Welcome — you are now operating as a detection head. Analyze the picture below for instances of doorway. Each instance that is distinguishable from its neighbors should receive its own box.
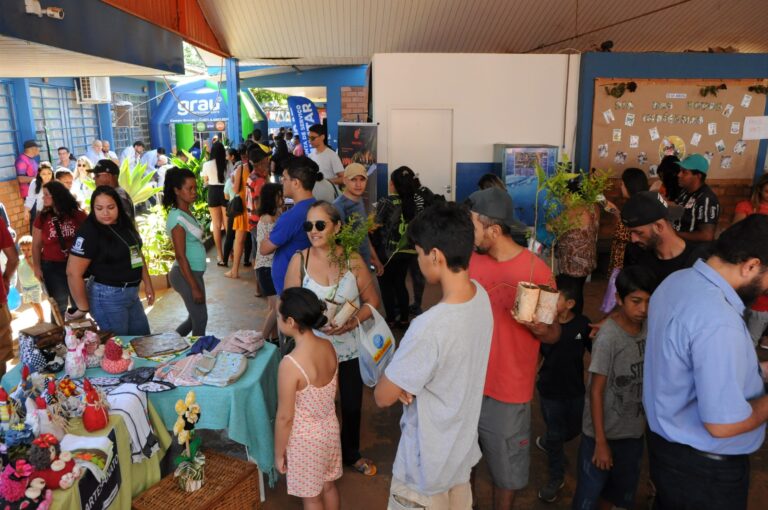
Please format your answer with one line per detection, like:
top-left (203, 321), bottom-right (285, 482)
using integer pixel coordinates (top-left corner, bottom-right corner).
top-left (388, 108), bottom-right (454, 200)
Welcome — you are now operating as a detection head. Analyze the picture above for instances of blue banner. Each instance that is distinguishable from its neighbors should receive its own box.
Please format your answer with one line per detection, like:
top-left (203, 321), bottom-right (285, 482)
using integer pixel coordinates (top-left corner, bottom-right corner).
top-left (287, 96), bottom-right (319, 156)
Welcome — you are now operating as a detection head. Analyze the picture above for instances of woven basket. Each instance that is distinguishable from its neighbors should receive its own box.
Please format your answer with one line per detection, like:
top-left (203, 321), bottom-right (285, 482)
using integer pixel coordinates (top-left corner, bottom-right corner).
top-left (132, 450), bottom-right (261, 510)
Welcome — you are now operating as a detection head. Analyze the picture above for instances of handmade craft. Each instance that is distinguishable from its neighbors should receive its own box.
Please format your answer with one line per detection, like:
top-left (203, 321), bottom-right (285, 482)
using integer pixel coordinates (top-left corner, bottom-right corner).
top-left (0, 459), bottom-right (34, 502)
top-left (63, 327), bottom-right (87, 379)
top-left (173, 391), bottom-right (204, 492)
top-left (194, 351), bottom-right (247, 387)
top-left (213, 330), bottom-right (264, 358)
top-left (130, 333), bottom-right (189, 359)
top-left (24, 398), bottom-right (66, 441)
top-left (0, 387), bottom-right (10, 431)
top-left (100, 339), bottom-right (134, 374)
top-left (81, 379), bottom-right (109, 433)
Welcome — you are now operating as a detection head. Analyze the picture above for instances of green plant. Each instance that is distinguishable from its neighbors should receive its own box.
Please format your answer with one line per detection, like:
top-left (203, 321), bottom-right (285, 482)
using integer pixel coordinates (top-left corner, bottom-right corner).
top-left (533, 154), bottom-right (611, 271)
top-left (83, 159), bottom-right (160, 206)
top-left (700, 83), bottom-right (727, 97)
top-left (604, 81), bottom-right (637, 98)
top-left (136, 205), bottom-right (175, 275)
top-left (324, 213), bottom-right (377, 302)
top-left (748, 84), bottom-right (768, 95)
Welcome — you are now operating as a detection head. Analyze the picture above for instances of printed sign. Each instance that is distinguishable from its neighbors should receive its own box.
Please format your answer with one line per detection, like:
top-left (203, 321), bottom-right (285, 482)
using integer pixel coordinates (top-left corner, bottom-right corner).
top-left (288, 96), bottom-right (320, 156)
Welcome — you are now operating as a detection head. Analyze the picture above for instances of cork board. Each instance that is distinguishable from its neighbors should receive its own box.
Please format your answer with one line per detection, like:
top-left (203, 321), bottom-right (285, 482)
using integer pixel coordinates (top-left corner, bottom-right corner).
top-left (590, 78), bottom-right (767, 179)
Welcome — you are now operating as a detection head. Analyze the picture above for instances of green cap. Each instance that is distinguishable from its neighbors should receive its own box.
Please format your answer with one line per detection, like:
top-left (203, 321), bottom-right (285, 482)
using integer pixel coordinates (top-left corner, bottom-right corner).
top-left (677, 153), bottom-right (709, 174)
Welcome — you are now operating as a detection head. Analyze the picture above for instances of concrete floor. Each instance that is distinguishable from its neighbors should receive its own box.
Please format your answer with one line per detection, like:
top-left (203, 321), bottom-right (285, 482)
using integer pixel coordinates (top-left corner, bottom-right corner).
top-left (9, 254), bottom-right (767, 509)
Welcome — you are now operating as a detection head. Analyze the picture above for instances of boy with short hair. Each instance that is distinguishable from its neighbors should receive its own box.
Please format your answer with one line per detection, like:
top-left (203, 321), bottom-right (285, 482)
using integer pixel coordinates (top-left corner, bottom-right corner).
top-left (535, 275), bottom-right (592, 503)
top-left (572, 265), bottom-right (658, 510)
top-left (374, 202), bottom-right (493, 509)
top-left (17, 235), bottom-right (44, 324)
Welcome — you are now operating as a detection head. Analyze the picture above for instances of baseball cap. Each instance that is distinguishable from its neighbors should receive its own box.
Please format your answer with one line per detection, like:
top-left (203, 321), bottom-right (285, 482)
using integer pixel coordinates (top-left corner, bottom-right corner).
top-left (343, 163), bottom-right (367, 179)
top-left (467, 187), bottom-right (527, 232)
top-left (90, 159), bottom-right (120, 176)
top-left (621, 191), bottom-right (683, 227)
top-left (677, 153), bottom-right (709, 174)
top-left (23, 140), bottom-right (39, 149)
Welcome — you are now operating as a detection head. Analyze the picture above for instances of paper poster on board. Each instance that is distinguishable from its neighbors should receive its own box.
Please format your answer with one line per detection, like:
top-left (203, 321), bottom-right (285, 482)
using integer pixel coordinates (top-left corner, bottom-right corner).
top-left (743, 116), bottom-right (768, 140)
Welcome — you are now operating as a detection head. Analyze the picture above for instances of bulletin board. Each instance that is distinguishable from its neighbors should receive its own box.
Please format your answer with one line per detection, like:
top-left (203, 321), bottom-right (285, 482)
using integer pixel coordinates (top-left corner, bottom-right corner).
top-left (590, 78), bottom-right (767, 179)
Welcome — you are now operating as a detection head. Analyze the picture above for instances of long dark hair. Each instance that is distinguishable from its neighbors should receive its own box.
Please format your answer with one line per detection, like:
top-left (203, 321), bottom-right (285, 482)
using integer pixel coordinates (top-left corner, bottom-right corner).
top-left (657, 155), bottom-right (681, 201)
top-left (257, 183), bottom-right (282, 217)
top-left (621, 167), bottom-right (649, 195)
top-left (41, 180), bottom-right (80, 219)
top-left (210, 142), bottom-right (226, 182)
top-left (88, 185), bottom-right (137, 234)
top-left (35, 162), bottom-right (54, 194)
top-left (391, 166), bottom-right (418, 221)
top-left (162, 167), bottom-right (196, 210)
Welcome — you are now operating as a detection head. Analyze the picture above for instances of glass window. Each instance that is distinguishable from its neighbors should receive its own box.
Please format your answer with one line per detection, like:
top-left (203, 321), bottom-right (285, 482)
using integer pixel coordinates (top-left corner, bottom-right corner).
top-left (0, 81), bottom-right (18, 182)
top-left (112, 92), bottom-right (150, 155)
top-left (30, 85), bottom-right (100, 158)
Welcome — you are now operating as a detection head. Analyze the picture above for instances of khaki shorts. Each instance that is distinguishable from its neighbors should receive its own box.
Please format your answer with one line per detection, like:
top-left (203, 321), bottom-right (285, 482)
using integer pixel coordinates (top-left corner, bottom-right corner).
top-left (388, 478), bottom-right (472, 510)
top-left (0, 303), bottom-right (12, 363)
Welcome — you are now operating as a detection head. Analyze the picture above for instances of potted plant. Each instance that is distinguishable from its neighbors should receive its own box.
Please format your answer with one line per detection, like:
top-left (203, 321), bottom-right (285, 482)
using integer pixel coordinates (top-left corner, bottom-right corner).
top-left (514, 155), bottom-right (611, 324)
top-left (173, 391), bottom-right (204, 492)
top-left (324, 213), bottom-right (378, 326)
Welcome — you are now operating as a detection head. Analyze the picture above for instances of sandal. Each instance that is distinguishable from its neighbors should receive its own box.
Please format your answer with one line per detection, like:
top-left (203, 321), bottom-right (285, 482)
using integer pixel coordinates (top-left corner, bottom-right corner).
top-left (352, 458), bottom-right (377, 476)
top-left (216, 261), bottom-right (227, 267)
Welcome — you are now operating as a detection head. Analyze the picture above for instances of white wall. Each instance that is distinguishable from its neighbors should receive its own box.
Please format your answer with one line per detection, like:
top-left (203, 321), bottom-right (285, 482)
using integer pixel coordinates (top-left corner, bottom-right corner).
top-left (372, 53), bottom-right (580, 165)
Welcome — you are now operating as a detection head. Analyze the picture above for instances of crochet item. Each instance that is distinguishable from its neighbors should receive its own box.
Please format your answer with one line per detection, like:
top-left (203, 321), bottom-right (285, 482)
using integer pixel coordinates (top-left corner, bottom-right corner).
top-left (100, 339), bottom-right (134, 374)
top-left (28, 435), bottom-right (60, 471)
top-left (64, 327), bottom-right (87, 379)
top-left (5, 424), bottom-right (34, 449)
top-left (0, 460), bottom-right (33, 502)
top-left (81, 379), bottom-right (109, 432)
top-left (32, 451), bottom-right (80, 491)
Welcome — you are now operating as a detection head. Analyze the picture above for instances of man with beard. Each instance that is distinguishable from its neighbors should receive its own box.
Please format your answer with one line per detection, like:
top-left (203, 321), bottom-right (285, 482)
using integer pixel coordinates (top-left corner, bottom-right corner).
top-left (467, 187), bottom-right (560, 509)
top-left (621, 191), bottom-right (708, 284)
top-left (643, 214), bottom-right (768, 510)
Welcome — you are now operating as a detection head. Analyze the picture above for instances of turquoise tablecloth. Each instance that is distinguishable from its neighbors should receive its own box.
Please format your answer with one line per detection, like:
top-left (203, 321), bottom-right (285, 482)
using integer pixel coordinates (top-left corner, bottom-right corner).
top-left (2, 342), bottom-right (280, 483)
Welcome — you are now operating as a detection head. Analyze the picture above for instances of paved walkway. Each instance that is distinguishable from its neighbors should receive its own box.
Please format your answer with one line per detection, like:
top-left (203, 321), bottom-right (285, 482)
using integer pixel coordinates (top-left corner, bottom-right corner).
top-left (7, 256), bottom-right (768, 509)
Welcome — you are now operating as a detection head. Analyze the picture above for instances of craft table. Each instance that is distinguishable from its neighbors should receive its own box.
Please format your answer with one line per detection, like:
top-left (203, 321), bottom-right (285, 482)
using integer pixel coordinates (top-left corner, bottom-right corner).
top-left (2, 341), bottom-right (280, 486)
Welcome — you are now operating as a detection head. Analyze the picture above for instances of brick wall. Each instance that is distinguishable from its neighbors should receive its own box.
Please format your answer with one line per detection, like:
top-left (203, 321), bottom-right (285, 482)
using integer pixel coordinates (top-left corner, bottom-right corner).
top-left (0, 180), bottom-right (26, 235)
top-left (340, 86), bottom-right (369, 122)
top-left (598, 177), bottom-right (753, 241)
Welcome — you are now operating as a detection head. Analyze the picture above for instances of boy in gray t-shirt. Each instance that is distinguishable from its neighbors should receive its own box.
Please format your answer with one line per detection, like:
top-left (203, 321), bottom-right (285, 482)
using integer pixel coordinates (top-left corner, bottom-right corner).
top-left (374, 203), bottom-right (492, 508)
top-left (573, 266), bottom-right (658, 510)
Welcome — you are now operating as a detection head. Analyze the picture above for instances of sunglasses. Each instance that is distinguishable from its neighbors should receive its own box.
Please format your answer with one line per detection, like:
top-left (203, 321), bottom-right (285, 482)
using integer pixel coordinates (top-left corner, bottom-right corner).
top-left (302, 220), bottom-right (327, 232)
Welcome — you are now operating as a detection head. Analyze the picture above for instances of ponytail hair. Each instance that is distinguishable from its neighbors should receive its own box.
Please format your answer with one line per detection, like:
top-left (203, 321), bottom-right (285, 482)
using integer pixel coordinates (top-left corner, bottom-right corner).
top-left (391, 166), bottom-right (418, 221)
top-left (162, 167), bottom-right (196, 210)
top-left (279, 287), bottom-right (328, 332)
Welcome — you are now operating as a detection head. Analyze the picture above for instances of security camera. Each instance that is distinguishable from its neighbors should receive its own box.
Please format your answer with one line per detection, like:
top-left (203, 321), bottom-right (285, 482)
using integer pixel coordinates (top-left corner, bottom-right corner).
top-left (45, 7), bottom-right (64, 20)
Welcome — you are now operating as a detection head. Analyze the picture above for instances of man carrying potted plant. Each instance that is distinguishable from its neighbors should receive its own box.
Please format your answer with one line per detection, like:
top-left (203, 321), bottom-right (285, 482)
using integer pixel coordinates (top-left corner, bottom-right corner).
top-left (467, 187), bottom-right (560, 510)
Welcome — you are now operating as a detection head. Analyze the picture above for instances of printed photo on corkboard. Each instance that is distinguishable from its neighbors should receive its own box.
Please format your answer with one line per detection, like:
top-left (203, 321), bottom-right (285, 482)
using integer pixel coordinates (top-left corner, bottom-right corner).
top-left (590, 78), bottom-right (767, 179)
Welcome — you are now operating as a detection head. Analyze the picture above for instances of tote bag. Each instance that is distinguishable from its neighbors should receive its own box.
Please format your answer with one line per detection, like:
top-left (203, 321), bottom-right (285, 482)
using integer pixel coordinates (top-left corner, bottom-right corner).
top-left (356, 303), bottom-right (396, 387)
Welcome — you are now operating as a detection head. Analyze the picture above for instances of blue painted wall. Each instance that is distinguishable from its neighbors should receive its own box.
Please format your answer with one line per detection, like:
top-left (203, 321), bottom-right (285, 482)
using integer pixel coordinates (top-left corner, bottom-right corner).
top-left (0, 0), bottom-right (183, 74)
top-left (576, 52), bottom-right (768, 181)
top-left (240, 66), bottom-right (368, 146)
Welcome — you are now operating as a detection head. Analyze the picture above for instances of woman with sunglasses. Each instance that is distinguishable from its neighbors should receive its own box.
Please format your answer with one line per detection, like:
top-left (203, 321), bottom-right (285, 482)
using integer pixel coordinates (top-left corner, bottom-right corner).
top-left (284, 200), bottom-right (380, 477)
top-left (73, 156), bottom-right (94, 202)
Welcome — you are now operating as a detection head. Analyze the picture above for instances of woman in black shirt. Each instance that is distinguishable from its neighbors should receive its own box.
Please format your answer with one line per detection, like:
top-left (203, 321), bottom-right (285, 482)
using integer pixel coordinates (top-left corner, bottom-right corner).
top-left (66, 186), bottom-right (154, 335)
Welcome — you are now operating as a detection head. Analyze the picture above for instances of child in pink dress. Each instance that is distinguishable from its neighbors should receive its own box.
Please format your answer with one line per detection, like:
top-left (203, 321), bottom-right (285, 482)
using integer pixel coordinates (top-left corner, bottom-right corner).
top-left (274, 287), bottom-right (342, 509)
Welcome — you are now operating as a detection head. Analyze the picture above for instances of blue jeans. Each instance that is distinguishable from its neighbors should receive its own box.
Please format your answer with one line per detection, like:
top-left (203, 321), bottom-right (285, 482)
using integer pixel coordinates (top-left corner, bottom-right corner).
top-left (87, 281), bottom-right (150, 336)
top-left (41, 260), bottom-right (72, 321)
top-left (572, 434), bottom-right (644, 510)
top-left (540, 396), bottom-right (584, 481)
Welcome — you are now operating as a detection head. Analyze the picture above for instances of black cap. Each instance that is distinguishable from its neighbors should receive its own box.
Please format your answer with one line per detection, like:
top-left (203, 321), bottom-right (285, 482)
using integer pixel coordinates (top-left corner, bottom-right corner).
top-left (467, 187), bottom-right (527, 233)
top-left (621, 191), bottom-right (682, 227)
top-left (90, 159), bottom-right (120, 176)
top-left (23, 140), bottom-right (39, 149)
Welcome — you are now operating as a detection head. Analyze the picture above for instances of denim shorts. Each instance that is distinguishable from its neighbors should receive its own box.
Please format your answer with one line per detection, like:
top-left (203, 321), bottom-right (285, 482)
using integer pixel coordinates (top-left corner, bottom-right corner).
top-left (572, 434), bottom-right (644, 510)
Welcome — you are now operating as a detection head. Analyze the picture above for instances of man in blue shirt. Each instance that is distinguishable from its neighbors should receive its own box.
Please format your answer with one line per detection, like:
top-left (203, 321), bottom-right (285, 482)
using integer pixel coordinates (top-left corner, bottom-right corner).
top-left (259, 156), bottom-right (317, 297)
top-left (644, 214), bottom-right (768, 510)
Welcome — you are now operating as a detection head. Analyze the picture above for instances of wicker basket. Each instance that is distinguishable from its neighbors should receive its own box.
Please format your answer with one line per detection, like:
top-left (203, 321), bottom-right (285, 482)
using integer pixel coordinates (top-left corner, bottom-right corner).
top-left (132, 450), bottom-right (261, 510)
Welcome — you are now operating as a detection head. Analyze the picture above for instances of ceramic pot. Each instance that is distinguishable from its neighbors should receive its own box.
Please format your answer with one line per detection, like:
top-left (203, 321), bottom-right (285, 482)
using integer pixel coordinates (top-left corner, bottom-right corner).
top-left (534, 285), bottom-right (560, 325)
top-left (514, 282), bottom-right (540, 322)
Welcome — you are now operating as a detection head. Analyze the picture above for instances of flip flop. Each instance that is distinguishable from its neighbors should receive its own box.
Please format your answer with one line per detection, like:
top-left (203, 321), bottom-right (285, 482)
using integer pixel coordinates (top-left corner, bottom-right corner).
top-left (352, 459), bottom-right (377, 476)
top-left (217, 261), bottom-right (227, 267)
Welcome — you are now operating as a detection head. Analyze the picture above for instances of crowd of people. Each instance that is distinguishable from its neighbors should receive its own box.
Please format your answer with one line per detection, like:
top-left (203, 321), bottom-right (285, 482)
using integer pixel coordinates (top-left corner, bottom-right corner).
top-left (4, 131), bottom-right (768, 510)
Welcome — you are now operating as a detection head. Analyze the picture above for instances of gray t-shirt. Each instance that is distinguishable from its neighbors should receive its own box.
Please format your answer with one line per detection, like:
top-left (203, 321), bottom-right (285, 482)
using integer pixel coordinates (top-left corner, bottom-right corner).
top-left (333, 194), bottom-right (372, 265)
top-left (582, 317), bottom-right (646, 440)
top-left (385, 281), bottom-right (493, 496)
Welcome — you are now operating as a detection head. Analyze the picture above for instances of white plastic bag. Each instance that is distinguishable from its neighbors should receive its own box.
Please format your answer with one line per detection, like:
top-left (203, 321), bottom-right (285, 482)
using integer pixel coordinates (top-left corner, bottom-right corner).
top-left (356, 303), bottom-right (396, 387)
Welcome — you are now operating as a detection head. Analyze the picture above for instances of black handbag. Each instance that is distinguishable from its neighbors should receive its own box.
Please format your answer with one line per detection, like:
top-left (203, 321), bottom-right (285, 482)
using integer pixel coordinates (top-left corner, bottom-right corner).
top-left (226, 195), bottom-right (244, 217)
